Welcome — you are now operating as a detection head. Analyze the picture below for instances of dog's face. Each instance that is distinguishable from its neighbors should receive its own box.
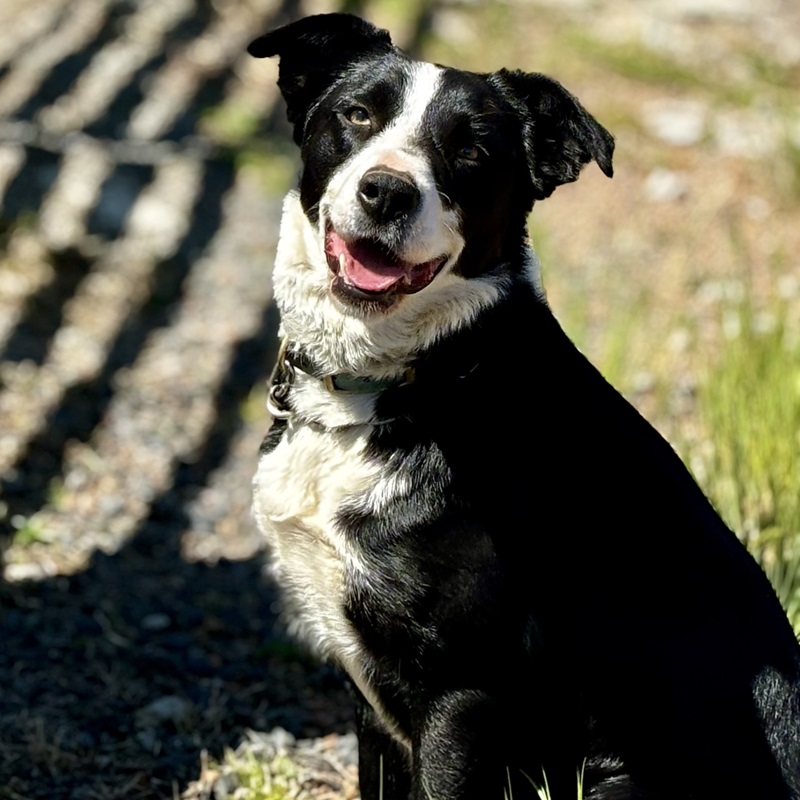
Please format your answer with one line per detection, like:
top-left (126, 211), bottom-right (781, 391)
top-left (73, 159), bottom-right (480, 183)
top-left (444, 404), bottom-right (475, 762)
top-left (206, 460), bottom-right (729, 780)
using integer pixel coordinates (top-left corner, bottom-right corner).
top-left (295, 59), bottom-right (545, 312)
top-left (249, 13), bottom-right (613, 328)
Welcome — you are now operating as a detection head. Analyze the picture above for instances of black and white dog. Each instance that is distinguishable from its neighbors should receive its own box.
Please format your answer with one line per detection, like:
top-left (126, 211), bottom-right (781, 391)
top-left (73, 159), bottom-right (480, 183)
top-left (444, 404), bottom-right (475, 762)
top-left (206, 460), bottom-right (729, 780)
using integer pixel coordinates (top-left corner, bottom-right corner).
top-left (248, 13), bottom-right (800, 800)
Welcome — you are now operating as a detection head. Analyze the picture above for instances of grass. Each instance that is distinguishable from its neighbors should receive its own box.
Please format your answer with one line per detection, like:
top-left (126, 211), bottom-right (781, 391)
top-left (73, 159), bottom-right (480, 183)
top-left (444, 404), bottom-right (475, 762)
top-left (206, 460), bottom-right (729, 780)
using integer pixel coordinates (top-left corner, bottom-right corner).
top-left (219, 750), bottom-right (300, 800)
top-left (237, 146), bottom-right (299, 196)
top-left (780, 135), bottom-right (800, 202)
top-left (694, 300), bottom-right (800, 632)
top-left (566, 31), bottom-right (754, 106)
top-left (9, 514), bottom-right (51, 547)
top-left (184, 746), bottom-right (301, 800)
top-left (200, 97), bottom-right (299, 195)
top-left (743, 48), bottom-right (800, 92)
top-left (504, 765), bottom-right (585, 800)
top-left (569, 33), bottom-right (705, 89)
top-left (528, 772), bottom-right (584, 800)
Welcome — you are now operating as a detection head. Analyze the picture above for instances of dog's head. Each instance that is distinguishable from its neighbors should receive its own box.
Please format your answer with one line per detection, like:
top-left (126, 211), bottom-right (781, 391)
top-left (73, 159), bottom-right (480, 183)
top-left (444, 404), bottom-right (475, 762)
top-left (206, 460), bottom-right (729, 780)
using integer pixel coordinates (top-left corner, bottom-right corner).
top-left (249, 13), bottom-right (613, 354)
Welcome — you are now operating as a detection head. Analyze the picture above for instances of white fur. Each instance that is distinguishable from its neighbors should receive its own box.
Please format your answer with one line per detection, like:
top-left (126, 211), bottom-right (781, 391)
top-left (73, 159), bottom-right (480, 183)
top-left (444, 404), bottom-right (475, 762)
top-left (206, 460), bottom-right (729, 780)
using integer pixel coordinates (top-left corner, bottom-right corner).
top-left (290, 369), bottom-right (377, 427)
top-left (269, 58), bottom-right (506, 416)
top-left (254, 57), bottom-right (509, 744)
top-left (522, 241), bottom-right (547, 302)
top-left (360, 466), bottom-right (413, 516)
top-left (273, 189), bottom-right (504, 410)
top-left (253, 419), bottom-right (408, 744)
top-left (324, 62), bottom-right (459, 267)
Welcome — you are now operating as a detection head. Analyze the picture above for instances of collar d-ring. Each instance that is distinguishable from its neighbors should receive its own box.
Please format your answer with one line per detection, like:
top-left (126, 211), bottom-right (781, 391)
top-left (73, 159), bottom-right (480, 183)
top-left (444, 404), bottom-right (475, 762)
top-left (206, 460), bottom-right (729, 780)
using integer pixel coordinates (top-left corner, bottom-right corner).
top-left (266, 337), bottom-right (294, 419)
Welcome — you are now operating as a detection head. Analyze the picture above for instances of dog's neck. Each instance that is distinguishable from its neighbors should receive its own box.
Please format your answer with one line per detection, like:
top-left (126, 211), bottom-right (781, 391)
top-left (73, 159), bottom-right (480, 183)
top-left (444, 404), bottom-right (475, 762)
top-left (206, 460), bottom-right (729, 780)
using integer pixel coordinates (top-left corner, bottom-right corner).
top-left (270, 190), bottom-right (544, 427)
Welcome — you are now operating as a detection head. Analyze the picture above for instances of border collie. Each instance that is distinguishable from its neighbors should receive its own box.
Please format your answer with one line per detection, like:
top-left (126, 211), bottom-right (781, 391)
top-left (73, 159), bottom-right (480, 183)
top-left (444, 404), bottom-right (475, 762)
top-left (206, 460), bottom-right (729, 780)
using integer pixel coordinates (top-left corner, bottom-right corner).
top-left (248, 14), bottom-right (800, 800)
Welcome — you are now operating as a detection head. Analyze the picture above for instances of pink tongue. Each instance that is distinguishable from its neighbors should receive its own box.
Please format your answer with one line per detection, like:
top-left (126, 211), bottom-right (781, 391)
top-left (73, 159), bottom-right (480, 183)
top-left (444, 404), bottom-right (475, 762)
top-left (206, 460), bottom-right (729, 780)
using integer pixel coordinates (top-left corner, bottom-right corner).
top-left (327, 231), bottom-right (405, 293)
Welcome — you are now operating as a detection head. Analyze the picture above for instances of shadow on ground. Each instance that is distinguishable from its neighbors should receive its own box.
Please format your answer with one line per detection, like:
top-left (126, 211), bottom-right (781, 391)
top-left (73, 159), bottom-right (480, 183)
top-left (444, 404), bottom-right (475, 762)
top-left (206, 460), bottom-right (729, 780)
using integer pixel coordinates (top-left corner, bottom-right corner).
top-left (0, 303), bottom-right (354, 799)
top-left (0, 2), bottom-right (440, 796)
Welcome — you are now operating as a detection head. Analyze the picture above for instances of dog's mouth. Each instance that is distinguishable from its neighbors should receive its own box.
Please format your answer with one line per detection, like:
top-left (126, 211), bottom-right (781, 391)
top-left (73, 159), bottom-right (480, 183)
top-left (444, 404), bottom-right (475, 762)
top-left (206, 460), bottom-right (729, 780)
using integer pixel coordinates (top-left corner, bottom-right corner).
top-left (325, 228), bottom-right (446, 303)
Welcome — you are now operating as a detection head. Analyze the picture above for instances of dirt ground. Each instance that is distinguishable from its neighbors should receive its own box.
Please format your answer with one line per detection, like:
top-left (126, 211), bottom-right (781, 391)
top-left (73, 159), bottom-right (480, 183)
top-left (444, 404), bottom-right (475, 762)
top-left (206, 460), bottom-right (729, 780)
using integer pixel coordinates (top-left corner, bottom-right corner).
top-left (0, 0), bottom-right (798, 797)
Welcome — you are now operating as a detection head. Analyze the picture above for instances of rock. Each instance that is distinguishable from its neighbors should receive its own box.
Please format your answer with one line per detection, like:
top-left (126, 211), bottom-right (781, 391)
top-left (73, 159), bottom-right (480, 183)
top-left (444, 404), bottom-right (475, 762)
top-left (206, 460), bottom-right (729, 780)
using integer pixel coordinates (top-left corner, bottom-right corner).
top-left (667, 328), bottom-right (692, 354)
top-left (140, 612), bottom-right (172, 631)
top-left (778, 274), bottom-right (799, 299)
top-left (135, 695), bottom-right (195, 728)
top-left (210, 772), bottom-right (238, 799)
top-left (266, 726), bottom-right (297, 752)
top-left (654, 0), bottom-right (774, 20)
top-left (136, 729), bottom-right (159, 753)
top-left (644, 167), bottom-right (689, 202)
top-left (743, 195), bottom-right (770, 220)
top-left (242, 726), bottom-right (297, 755)
top-left (714, 110), bottom-right (780, 157)
top-left (333, 731), bottom-right (359, 766)
top-left (642, 99), bottom-right (707, 147)
top-left (631, 371), bottom-right (656, 394)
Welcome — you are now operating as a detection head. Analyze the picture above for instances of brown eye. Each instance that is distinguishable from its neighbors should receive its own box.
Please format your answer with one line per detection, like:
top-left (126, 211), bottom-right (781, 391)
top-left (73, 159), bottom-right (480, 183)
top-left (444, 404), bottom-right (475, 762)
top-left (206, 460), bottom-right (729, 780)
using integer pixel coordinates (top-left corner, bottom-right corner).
top-left (458, 145), bottom-right (480, 161)
top-left (346, 107), bottom-right (371, 126)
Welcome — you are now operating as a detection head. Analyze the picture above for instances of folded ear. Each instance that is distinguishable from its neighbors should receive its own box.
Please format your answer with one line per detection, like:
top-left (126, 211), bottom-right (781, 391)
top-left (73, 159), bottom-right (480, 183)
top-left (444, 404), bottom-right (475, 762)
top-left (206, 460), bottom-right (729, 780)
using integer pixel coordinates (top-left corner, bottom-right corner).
top-left (494, 69), bottom-right (614, 201)
top-left (248, 14), bottom-right (394, 144)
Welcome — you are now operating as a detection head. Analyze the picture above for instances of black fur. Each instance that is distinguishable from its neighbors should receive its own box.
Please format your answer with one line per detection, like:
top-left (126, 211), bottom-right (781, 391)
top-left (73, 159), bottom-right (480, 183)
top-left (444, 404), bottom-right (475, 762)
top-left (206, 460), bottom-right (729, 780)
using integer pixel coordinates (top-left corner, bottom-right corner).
top-left (248, 14), bottom-right (394, 145)
top-left (356, 293), bottom-right (800, 799)
top-left (492, 69), bottom-right (614, 199)
top-left (251, 14), bottom-right (800, 800)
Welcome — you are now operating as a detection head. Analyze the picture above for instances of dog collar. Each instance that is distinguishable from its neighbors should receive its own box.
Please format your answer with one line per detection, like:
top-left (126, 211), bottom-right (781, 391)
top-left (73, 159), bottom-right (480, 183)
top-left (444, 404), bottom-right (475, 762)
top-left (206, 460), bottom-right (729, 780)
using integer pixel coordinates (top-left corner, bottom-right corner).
top-left (267, 338), bottom-right (415, 419)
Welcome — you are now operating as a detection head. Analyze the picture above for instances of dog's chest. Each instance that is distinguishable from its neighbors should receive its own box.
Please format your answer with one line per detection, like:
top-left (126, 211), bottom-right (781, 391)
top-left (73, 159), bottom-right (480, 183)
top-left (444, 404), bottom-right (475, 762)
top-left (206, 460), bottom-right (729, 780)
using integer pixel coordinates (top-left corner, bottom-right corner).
top-left (252, 420), bottom-right (383, 664)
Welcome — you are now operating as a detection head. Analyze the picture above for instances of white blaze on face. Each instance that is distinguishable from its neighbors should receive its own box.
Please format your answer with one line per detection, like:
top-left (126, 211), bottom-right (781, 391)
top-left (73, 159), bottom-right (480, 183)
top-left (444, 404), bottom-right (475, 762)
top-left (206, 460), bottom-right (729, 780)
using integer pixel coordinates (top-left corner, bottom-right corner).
top-left (270, 60), bottom-right (506, 386)
top-left (322, 61), bottom-right (464, 268)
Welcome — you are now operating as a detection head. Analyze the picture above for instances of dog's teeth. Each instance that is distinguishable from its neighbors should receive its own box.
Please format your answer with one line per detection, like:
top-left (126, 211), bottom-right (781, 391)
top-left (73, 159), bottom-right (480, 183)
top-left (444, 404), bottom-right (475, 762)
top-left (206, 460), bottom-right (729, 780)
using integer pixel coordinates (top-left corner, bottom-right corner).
top-left (338, 253), bottom-right (346, 272)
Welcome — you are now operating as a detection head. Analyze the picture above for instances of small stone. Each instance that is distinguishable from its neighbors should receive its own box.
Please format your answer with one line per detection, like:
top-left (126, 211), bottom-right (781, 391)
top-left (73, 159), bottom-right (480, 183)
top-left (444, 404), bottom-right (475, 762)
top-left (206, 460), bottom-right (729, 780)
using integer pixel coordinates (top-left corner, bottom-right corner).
top-left (743, 196), bottom-right (770, 220)
top-left (644, 168), bottom-right (689, 203)
top-left (655, 0), bottom-right (771, 20)
top-left (135, 695), bottom-right (195, 728)
top-left (265, 726), bottom-right (296, 752)
top-left (136, 729), bottom-right (159, 753)
top-left (667, 328), bottom-right (691, 353)
top-left (140, 612), bottom-right (171, 631)
top-left (642, 100), bottom-right (707, 147)
top-left (723, 309), bottom-right (742, 339)
top-left (714, 111), bottom-right (779, 157)
top-left (778, 274), bottom-right (799, 299)
top-left (334, 732), bottom-right (359, 766)
top-left (211, 772), bottom-right (239, 799)
top-left (4, 562), bottom-right (49, 582)
top-left (631, 371), bottom-right (656, 394)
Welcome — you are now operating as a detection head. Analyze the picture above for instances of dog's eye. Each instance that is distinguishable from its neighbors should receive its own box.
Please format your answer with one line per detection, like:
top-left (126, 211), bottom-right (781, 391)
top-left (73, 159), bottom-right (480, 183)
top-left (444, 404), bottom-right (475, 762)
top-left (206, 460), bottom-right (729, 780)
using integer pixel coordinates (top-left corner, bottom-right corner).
top-left (458, 145), bottom-right (480, 161)
top-left (346, 107), bottom-right (371, 126)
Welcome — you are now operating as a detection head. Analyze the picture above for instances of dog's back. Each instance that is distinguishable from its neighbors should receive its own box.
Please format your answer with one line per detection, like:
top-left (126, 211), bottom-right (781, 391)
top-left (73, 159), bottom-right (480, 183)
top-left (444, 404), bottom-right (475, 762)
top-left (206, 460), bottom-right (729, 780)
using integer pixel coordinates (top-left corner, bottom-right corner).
top-left (358, 286), bottom-right (800, 798)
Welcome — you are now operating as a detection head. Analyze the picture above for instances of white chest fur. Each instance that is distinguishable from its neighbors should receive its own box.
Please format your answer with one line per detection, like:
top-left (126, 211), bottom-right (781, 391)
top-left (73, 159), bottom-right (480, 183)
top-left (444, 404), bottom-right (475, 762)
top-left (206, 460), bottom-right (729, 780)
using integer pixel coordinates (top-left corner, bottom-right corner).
top-left (252, 418), bottom-right (397, 722)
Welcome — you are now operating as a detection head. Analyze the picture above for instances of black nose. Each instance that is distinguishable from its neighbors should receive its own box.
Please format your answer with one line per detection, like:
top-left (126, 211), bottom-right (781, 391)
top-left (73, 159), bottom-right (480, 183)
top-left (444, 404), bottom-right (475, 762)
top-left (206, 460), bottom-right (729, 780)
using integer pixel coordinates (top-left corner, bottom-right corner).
top-left (357, 168), bottom-right (421, 224)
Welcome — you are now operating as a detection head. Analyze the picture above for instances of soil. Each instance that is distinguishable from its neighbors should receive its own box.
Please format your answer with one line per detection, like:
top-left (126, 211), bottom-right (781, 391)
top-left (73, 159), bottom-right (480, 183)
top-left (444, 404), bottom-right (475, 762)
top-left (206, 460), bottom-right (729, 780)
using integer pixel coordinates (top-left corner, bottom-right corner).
top-left (0, 0), bottom-right (798, 797)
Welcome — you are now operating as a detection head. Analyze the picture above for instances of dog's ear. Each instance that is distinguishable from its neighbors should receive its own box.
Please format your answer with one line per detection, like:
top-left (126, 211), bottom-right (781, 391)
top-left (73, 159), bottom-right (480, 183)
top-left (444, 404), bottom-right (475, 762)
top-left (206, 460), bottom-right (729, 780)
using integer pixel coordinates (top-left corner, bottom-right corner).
top-left (494, 69), bottom-right (614, 201)
top-left (248, 14), bottom-right (394, 144)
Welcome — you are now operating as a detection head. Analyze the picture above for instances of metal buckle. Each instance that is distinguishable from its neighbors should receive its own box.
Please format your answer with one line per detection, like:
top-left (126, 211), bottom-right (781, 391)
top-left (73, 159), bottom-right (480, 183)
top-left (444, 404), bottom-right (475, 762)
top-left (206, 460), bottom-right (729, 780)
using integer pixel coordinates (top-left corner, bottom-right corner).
top-left (322, 367), bottom-right (415, 394)
top-left (266, 338), bottom-right (295, 419)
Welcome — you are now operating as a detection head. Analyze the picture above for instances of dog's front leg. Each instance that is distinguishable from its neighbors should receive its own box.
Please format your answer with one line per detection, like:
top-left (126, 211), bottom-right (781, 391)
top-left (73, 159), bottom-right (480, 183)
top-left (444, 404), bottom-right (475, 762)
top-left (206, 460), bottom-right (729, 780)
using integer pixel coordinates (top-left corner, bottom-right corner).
top-left (354, 687), bottom-right (412, 800)
top-left (412, 690), bottom-right (507, 800)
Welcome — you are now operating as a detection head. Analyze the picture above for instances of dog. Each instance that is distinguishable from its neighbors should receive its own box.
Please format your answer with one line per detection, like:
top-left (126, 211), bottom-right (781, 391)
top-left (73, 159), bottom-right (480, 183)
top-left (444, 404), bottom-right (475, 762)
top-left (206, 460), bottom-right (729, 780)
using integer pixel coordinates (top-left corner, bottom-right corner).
top-left (248, 13), bottom-right (800, 800)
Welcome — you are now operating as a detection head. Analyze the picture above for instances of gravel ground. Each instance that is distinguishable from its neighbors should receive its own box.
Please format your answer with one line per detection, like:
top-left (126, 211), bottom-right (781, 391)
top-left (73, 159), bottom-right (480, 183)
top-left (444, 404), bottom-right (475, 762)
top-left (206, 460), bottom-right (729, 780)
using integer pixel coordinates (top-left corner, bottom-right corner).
top-left (0, 169), bottom-right (360, 796)
top-left (0, 0), bottom-right (365, 797)
top-left (0, 0), bottom-right (798, 798)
